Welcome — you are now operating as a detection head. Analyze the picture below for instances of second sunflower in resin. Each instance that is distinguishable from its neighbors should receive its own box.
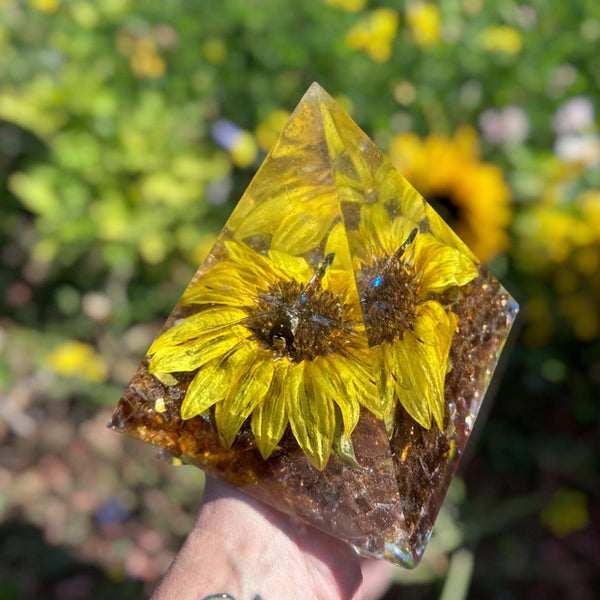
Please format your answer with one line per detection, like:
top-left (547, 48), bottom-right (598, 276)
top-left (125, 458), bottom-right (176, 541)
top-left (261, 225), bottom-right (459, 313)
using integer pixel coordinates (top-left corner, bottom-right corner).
top-left (353, 204), bottom-right (478, 430)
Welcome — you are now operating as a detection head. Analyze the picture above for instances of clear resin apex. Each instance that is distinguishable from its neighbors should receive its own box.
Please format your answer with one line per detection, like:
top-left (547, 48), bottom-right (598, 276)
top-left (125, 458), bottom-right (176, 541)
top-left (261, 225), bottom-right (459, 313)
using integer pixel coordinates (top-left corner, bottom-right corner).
top-left (109, 83), bottom-right (518, 567)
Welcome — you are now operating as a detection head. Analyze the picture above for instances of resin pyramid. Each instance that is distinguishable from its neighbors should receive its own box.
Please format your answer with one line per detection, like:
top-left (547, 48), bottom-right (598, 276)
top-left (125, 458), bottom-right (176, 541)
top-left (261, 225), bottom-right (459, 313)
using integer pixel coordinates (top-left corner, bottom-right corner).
top-left (109, 83), bottom-right (518, 567)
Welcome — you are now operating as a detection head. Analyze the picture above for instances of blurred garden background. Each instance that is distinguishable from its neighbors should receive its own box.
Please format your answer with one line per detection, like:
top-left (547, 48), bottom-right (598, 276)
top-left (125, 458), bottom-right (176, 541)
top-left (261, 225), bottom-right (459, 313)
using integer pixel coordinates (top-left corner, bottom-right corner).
top-left (0, 0), bottom-right (599, 598)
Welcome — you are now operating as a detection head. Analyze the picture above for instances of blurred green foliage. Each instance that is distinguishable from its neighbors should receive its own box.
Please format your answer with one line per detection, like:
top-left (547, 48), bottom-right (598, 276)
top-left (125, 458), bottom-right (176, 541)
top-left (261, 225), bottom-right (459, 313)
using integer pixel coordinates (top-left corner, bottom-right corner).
top-left (1, 0), bottom-right (599, 598)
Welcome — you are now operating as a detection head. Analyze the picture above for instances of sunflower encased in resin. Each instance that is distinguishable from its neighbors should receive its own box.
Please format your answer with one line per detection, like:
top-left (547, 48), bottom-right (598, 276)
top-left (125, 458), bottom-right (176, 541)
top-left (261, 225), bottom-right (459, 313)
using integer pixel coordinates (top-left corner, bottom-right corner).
top-left (147, 231), bottom-right (379, 470)
top-left (351, 204), bottom-right (479, 430)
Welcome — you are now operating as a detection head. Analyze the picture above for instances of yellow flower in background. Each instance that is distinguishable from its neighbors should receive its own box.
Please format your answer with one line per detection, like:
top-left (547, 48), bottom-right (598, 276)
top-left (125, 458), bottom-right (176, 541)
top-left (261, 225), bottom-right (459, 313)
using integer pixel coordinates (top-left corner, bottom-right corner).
top-left (480, 25), bottom-right (523, 56)
top-left (513, 184), bottom-right (600, 273)
top-left (514, 188), bottom-right (600, 343)
top-left (29, 0), bottom-right (60, 13)
top-left (130, 38), bottom-right (166, 79)
top-left (405, 2), bottom-right (441, 48)
top-left (581, 189), bottom-right (600, 238)
top-left (389, 126), bottom-right (512, 262)
top-left (541, 489), bottom-right (589, 538)
top-left (515, 204), bottom-right (592, 266)
top-left (202, 37), bottom-right (227, 65)
top-left (255, 109), bottom-right (291, 152)
top-left (345, 8), bottom-right (400, 63)
top-left (147, 238), bottom-right (378, 470)
top-left (230, 131), bottom-right (258, 168)
top-left (116, 31), bottom-right (166, 79)
top-left (46, 341), bottom-right (109, 383)
top-left (351, 206), bottom-right (478, 428)
top-left (212, 119), bottom-right (258, 168)
top-left (325, 0), bottom-right (366, 13)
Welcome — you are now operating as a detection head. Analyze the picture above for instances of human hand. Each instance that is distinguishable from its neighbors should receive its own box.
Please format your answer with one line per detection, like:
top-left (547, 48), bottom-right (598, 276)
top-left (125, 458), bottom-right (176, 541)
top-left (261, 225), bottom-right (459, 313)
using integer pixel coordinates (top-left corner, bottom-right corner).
top-left (151, 476), bottom-right (394, 600)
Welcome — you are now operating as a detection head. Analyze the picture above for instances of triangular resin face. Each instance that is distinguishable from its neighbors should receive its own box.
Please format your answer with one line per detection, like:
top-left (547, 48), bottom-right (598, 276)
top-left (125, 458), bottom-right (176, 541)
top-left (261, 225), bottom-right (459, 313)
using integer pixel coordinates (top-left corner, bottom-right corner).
top-left (109, 83), bottom-right (518, 567)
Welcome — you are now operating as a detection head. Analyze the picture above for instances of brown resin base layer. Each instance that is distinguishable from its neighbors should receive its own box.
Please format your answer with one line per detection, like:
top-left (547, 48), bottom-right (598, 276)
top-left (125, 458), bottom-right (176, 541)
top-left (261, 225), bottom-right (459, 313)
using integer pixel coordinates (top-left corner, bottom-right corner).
top-left (110, 368), bottom-right (405, 557)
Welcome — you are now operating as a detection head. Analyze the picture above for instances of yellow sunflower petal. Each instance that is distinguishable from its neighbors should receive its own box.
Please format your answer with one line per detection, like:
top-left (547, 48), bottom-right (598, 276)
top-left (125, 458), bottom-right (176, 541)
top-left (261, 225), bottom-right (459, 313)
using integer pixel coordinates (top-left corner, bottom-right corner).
top-left (233, 194), bottom-right (305, 241)
top-left (231, 183), bottom-right (335, 242)
top-left (324, 221), bottom-right (348, 265)
top-left (425, 203), bottom-right (480, 264)
top-left (323, 221), bottom-right (361, 312)
top-left (398, 179), bottom-right (427, 224)
top-left (376, 342), bottom-right (396, 419)
top-left (148, 330), bottom-right (248, 373)
top-left (337, 181), bottom-right (368, 206)
top-left (348, 217), bottom-right (376, 271)
top-left (321, 103), bottom-right (345, 159)
top-left (413, 301), bottom-right (457, 363)
top-left (333, 429), bottom-right (361, 468)
top-left (413, 302), bottom-right (457, 429)
top-left (152, 372), bottom-right (178, 386)
top-left (286, 362), bottom-right (335, 470)
top-left (180, 358), bottom-right (225, 419)
top-left (251, 360), bottom-right (290, 459)
top-left (335, 353), bottom-right (381, 418)
top-left (392, 302), bottom-right (460, 431)
top-left (182, 264), bottom-right (257, 308)
top-left (216, 349), bottom-right (275, 448)
top-left (224, 240), bottom-right (293, 286)
top-left (393, 336), bottom-right (433, 429)
top-left (271, 194), bottom-right (338, 255)
top-left (413, 233), bottom-right (478, 297)
top-left (353, 204), bottom-right (386, 261)
top-left (370, 203), bottom-right (396, 257)
top-left (267, 249), bottom-right (312, 283)
top-left (321, 102), bottom-right (371, 186)
top-left (148, 307), bottom-right (248, 355)
top-left (395, 301), bottom-right (455, 431)
top-left (180, 343), bottom-right (258, 419)
top-left (310, 356), bottom-right (359, 438)
top-left (389, 216), bottom-right (419, 257)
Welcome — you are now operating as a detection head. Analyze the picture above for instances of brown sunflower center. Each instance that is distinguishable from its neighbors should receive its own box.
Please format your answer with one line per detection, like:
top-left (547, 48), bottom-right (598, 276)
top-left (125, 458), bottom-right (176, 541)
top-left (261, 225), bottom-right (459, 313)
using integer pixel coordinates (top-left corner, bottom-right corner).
top-left (359, 256), bottom-right (419, 346)
top-left (247, 280), bottom-right (351, 362)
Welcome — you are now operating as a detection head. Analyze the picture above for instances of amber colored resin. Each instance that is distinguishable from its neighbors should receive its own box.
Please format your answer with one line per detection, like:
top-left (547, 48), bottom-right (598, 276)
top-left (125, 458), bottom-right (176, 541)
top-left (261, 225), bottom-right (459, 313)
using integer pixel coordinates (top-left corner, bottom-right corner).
top-left (109, 83), bottom-right (518, 567)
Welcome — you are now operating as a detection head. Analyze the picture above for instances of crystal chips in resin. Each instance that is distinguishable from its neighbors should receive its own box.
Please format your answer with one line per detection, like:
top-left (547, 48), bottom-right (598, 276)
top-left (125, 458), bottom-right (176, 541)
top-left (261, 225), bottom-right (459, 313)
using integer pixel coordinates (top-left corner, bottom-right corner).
top-left (109, 83), bottom-right (518, 567)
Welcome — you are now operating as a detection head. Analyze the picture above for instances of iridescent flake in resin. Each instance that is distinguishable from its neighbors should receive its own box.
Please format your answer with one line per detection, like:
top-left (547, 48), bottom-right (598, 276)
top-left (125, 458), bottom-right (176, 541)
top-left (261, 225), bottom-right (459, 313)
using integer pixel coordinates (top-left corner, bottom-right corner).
top-left (109, 83), bottom-right (518, 567)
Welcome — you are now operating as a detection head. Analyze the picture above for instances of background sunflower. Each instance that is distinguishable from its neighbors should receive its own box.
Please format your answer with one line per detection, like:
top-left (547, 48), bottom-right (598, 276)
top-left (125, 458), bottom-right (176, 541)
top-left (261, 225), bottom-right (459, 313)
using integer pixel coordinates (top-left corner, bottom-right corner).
top-left (389, 126), bottom-right (512, 263)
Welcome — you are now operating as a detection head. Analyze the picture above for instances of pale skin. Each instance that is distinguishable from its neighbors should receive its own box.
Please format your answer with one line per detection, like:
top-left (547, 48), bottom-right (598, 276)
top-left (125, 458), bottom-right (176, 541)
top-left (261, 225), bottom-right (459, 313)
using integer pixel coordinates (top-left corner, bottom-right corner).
top-left (151, 476), bottom-right (394, 600)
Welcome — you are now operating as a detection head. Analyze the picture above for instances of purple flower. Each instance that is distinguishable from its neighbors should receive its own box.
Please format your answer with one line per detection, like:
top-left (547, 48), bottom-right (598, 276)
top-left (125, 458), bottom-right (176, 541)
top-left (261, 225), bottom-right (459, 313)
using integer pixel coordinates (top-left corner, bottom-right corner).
top-left (211, 119), bottom-right (243, 151)
top-left (479, 105), bottom-right (530, 146)
top-left (94, 499), bottom-right (130, 527)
